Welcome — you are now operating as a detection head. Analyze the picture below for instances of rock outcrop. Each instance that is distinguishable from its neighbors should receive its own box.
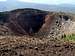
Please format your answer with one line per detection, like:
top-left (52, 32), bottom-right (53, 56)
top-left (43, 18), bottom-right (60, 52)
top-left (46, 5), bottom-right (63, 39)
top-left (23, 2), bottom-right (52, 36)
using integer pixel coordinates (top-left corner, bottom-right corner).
top-left (0, 8), bottom-right (74, 37)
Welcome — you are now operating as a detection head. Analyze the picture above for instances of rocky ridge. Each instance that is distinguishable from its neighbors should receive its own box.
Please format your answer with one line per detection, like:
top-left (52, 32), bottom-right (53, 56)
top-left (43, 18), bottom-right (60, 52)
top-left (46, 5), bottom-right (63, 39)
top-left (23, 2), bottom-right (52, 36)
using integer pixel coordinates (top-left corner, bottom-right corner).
top-left (0, 8), bottom-right (75, 38)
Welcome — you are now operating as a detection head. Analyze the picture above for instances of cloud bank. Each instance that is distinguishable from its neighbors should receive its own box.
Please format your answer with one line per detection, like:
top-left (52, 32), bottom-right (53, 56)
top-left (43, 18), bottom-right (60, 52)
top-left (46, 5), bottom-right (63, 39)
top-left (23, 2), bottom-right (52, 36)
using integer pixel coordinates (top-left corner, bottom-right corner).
top-left (18, 0), bottom-right (75, 5)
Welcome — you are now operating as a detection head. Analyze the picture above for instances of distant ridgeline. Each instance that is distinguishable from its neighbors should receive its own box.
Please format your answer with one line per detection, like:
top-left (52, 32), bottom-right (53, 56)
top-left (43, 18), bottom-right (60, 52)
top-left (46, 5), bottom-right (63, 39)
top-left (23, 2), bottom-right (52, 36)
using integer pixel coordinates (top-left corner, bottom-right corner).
top-left (0, 8), bottom-right (74, 38)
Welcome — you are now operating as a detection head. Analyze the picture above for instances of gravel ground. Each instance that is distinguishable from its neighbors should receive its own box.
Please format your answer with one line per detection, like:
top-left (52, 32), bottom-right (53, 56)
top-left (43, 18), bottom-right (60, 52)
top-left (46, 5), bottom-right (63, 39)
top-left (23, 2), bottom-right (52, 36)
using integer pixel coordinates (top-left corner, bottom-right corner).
top-left (0, 36), bottom-right (75, 56)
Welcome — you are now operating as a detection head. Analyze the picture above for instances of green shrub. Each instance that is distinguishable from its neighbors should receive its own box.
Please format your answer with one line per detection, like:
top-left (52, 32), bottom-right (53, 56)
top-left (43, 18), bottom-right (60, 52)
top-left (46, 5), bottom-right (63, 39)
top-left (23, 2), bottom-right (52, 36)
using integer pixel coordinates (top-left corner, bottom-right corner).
top-left (63, 34), bottom-right (75, 42)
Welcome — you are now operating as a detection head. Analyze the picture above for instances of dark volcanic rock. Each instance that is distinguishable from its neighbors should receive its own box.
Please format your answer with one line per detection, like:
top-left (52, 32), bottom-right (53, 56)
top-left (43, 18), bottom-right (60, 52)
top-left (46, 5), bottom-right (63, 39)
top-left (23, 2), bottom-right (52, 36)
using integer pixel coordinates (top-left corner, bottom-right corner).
top-left (0, 8), bottom-right (73, 37)
top-left (0, 8), bottom-right (54, 35)
top-left (8, 8), bottom-right (49, 35)
top-left (0, 12), bottom-right (9, 25)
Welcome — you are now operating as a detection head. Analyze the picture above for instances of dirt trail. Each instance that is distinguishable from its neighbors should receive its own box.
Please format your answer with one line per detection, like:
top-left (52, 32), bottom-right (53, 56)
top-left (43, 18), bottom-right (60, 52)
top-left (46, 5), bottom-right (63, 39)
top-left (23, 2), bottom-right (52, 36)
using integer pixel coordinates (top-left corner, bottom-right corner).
top-left (0, 36), bottom-right (75, 56)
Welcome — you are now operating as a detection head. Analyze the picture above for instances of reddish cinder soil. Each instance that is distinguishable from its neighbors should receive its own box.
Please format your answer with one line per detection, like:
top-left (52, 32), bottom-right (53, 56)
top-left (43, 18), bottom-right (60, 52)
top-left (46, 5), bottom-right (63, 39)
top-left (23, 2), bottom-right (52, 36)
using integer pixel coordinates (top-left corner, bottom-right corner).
top-left (0, 36), bottom-right (75, 56)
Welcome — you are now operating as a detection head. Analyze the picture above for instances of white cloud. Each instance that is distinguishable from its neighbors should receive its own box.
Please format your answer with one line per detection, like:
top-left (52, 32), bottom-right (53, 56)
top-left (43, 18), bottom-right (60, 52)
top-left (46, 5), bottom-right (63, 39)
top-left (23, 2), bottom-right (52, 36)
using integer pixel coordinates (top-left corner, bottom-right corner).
top-left (18, 0), bottom-right (60, 4)
top-left (18, 0), bottom-right (75, 5)
top-left (19, 0), bottom-right (34, 2)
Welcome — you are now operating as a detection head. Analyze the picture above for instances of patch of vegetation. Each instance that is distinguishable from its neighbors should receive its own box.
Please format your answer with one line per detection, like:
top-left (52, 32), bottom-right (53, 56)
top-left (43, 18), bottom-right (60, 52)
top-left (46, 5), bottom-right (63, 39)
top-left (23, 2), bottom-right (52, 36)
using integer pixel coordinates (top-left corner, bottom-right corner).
top-left (62, 34), bottom-right (75, 42)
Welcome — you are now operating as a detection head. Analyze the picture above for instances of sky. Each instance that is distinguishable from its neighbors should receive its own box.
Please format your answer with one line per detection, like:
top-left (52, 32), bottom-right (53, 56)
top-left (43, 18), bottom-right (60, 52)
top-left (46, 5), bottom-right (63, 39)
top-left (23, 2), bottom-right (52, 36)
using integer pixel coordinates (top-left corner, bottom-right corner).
top-left (18, 0), bottom-right (75, 5)
top-left (0, 0), bottom-right (6, 1)
top-left (0, 0), bottom-right (75, 5)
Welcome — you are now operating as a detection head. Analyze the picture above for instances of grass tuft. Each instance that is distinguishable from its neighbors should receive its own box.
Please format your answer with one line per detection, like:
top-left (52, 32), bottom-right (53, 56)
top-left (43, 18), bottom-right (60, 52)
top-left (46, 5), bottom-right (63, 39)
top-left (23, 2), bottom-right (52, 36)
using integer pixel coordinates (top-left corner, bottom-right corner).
top-left (63, 34), bottom-right (75, 42)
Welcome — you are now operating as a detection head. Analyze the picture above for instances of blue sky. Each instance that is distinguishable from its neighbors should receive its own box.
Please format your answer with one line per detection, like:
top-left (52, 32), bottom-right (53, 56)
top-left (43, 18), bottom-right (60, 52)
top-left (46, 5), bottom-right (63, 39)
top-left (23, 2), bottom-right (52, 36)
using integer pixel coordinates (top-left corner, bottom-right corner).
top-left (0, 0), bottom-right (6, 1)
top-left (0, 0), bottom-right (75, 5)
